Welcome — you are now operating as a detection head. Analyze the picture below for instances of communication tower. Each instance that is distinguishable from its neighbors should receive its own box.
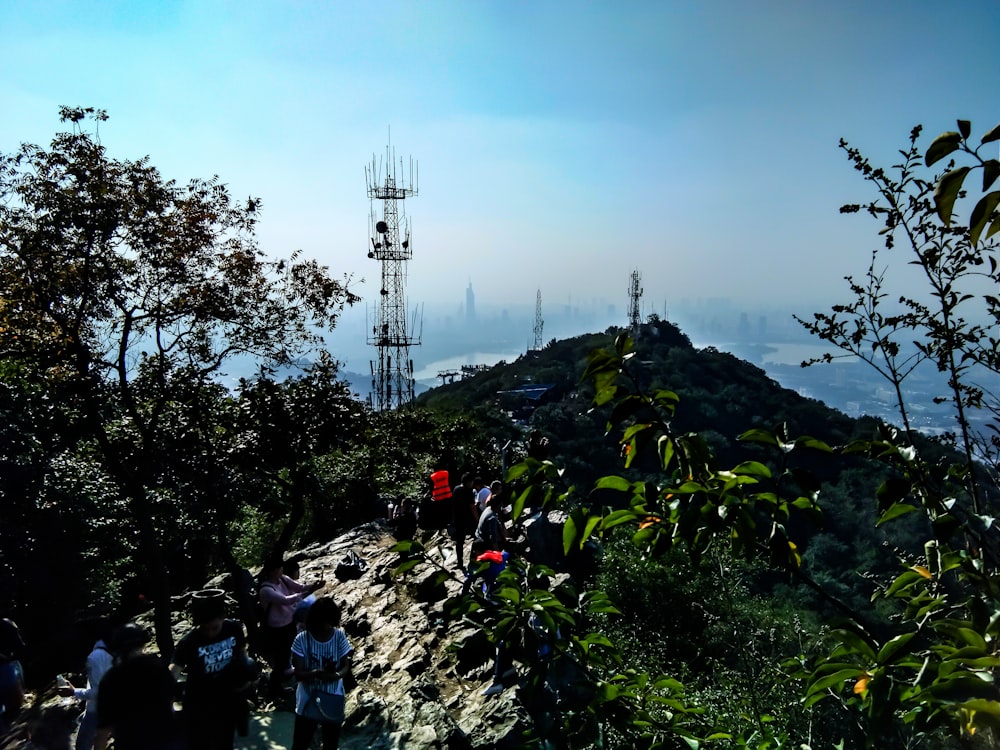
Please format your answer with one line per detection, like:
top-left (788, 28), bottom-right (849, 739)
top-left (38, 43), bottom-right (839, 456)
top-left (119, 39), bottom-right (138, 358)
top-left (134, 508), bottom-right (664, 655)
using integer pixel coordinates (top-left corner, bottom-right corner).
top-left (532, 289), bottom-right (544, 351)
top-left (628, 270), bottom-right (643, 334)
top-left (365, 144), bottom-right (419, 410)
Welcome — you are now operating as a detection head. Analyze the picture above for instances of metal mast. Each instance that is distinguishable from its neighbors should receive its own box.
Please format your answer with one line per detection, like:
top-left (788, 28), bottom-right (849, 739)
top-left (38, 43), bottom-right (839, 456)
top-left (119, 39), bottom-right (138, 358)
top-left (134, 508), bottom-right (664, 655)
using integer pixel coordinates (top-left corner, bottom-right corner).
top-left (365, 144), bottom-right (419, 411)
top-left (533, 289), bottom-right (544, 351)
top-left (628, 270), bottom-right (643, 334)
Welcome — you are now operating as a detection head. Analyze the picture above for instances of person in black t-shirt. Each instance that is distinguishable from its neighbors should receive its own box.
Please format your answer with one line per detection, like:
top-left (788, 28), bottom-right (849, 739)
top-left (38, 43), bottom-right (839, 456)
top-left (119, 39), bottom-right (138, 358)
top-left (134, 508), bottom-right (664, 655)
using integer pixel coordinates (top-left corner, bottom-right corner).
top-left (97, 623), bottom-right (185, 750)
top-left (451, 473), bottom-right (480, 570)
top-left (171, 591), bottom-right (251, 750)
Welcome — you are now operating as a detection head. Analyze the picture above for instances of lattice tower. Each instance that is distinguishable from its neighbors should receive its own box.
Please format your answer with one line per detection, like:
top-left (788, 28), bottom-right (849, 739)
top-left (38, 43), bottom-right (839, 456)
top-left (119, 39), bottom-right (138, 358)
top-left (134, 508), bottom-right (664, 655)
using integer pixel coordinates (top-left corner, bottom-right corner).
top-left (366, 146), bottom-right (419, 410)
top-left (628, 270), bottom-right (643, 334)
top-left (533, 289), bottom-right (544, 351)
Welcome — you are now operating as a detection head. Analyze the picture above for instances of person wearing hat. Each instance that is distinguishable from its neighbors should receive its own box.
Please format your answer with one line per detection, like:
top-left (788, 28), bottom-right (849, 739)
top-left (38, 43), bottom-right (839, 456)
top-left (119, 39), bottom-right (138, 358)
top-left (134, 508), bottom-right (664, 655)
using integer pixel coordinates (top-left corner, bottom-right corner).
top-left (258, 555), bottom-right (323, 701)
top-left (96, 623), bottom-right (184, 750)
top-left (171, 590), bottom-right (249, 750)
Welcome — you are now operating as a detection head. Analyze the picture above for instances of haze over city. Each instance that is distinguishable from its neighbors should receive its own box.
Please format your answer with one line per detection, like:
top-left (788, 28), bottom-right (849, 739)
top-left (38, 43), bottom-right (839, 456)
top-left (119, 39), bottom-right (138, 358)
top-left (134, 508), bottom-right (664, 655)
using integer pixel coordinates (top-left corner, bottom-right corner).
top-left (3, 1), bottom-right (998, 377)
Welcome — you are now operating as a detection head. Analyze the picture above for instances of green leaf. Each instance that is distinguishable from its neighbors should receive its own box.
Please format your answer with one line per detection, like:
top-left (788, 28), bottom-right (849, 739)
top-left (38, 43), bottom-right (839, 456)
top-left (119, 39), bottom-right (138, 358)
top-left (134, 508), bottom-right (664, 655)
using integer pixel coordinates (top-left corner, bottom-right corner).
top-left (806, 668), bottom-right (864, 697)
top-left (876, 477), bottom-right (911, 513)
top-left (982, 123), bottom-right (1000, 144)
top-left (877, 501), bottom-right (918, 526)
top-left (393, 558), bottom-right (421, 575)
top-left (934, 166), bottom-right (971, 225)
top-left (958, 119), bottom-right (971, 139)
top-left (658, 434), bottom-right (675, 471)
top-left (601, 509), bottom-right (641, 532)
top-left (983, 159), bottom-right (1000, 191)
top-left (794, 435), bottom-right (834, 452)
top-left (737, 428), bottom-right (778, 446)
top-left (594, 475), bottom-right (633, 493)
top-left (732, 460), bottom-right (772, 478)
top-left (562, 513), bottom-right (579, 556)
top-left (969, 191), bottom-right (1000, 247)
top-left (877, 631), bottom-right (916, 665)
top-left (988, 214), bottom-right (1000, 241)
top-left (925, 131), bottom-right (962, 167)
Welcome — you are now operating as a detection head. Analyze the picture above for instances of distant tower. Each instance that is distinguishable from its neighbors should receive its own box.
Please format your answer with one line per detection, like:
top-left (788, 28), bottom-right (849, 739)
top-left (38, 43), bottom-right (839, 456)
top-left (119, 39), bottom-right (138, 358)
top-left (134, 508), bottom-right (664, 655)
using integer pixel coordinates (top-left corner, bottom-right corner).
top-left (533, 289), bottom-right (544, 351)
top-left (365, 143), bottom-right (419, 411)
top-left (627, 270), bottom-right (643, 334)
top-left (466, 281), bottom-right (475, 321)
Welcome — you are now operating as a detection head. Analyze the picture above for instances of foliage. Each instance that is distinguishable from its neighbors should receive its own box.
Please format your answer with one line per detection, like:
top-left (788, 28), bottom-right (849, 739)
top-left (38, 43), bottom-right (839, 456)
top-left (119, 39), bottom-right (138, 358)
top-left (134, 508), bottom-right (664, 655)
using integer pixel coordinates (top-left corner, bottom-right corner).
top-left (0, 107), bottom-right (359, 656)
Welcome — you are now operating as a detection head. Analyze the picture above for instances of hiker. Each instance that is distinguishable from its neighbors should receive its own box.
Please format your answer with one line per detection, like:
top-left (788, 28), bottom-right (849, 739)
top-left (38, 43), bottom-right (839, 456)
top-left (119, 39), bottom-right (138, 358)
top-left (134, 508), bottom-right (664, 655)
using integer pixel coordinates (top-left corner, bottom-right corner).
top-left (472, 489), bottom-right (507, 557)
top-left (473, 476), bottom-right (491, 513)
top-left (0, 616), bottom-right (25, 729)
top-left (171, 590), bottom-right (252, 750)
top-left (389, 497), bottom-right (418, 540)
top-left (97, 623), bottom-right (184, 750)
top-left (57, 618), bottom-right (115, 750)
top-left (290, 597), bottom-right (353, 750)
top-left (428, 465), bottom-right (452, 529)
top-left (451, 473), bottom-right (480, 570)
top-left (258, 556), bottom-right (324, 701)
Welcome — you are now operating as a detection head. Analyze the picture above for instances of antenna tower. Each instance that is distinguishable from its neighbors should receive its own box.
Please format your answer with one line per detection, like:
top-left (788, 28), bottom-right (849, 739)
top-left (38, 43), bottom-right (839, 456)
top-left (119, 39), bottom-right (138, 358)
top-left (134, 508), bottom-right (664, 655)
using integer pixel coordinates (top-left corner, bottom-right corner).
top-left (532, 289), bottom-right (544, 351)
top-left (628, 270), bottom-right (643, 334)
top-left (365, 142), bottom-right (420, 410)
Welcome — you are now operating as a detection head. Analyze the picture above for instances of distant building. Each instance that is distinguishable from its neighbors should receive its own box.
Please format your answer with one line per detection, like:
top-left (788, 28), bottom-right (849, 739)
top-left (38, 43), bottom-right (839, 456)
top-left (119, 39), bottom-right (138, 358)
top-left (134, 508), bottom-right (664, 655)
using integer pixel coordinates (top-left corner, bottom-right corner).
top-left (466, 281), bottom-right (475, 321)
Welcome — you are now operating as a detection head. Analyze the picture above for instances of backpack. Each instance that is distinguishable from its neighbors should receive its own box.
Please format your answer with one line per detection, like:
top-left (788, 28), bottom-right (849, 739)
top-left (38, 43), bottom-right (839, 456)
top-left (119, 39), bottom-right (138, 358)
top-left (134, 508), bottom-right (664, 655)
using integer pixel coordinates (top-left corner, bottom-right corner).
top-left (334, 550), bottom-right (369, 581)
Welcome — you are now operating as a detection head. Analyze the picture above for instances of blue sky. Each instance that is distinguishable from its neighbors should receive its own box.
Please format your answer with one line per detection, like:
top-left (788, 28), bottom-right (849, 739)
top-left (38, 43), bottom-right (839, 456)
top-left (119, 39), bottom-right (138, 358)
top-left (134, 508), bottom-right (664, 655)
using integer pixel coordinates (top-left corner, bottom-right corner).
top-left (2, 0), bottom-right (999, 326)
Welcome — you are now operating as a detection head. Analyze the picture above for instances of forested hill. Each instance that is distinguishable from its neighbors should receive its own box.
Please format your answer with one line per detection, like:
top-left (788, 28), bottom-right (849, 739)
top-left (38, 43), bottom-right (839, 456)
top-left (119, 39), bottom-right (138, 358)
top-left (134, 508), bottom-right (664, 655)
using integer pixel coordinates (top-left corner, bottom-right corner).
top-left (418, 317), bottom-right (865, 483)
top-left (417, 317), bottom-right (940, 622)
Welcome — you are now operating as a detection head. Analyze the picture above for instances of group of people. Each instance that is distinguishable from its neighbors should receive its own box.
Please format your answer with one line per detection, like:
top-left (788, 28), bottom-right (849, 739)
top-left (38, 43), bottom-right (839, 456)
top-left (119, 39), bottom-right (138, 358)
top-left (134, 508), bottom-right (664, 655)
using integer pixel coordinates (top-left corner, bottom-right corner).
top-left (44, 557), bottom-right (351, 750)
top-left (428, 469), bottom-right (510, 571)
top-left (8, 465), bottom-right (521, 749)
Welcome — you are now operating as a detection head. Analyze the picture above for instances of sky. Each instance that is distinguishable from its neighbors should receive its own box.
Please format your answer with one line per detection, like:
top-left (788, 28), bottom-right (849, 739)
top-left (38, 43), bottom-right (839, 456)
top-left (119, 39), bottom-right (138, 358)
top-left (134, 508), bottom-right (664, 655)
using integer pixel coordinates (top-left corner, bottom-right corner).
top-left (2, 0), bottom-right (999, 338)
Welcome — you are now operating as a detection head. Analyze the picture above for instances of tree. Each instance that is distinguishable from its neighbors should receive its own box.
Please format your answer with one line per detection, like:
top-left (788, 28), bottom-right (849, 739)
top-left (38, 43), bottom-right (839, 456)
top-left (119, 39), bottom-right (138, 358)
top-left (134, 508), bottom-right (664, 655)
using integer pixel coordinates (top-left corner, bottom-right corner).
top-left (0, 107), bottom-right (359, 656)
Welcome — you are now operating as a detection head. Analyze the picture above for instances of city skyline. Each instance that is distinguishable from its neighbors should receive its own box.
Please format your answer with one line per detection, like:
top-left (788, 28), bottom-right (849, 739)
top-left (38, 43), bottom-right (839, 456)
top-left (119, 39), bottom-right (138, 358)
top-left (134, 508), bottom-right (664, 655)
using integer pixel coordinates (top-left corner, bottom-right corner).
top-left (3, 1), bottom-right (998, 323)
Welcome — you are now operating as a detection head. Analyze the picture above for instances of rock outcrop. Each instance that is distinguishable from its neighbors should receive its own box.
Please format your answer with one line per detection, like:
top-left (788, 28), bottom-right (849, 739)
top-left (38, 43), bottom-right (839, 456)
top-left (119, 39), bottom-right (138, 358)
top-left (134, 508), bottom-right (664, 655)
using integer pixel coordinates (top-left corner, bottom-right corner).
top-left (3, 520), bottom-right (535, 749)
top-left (288, 521), bottom-right (530, 749)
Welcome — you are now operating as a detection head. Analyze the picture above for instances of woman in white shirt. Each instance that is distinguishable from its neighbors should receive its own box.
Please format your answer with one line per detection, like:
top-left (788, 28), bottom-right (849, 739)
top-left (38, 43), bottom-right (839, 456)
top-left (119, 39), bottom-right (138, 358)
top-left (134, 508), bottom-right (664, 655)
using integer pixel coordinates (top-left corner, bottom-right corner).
top-left (290, 597), bottom-right (352, 750)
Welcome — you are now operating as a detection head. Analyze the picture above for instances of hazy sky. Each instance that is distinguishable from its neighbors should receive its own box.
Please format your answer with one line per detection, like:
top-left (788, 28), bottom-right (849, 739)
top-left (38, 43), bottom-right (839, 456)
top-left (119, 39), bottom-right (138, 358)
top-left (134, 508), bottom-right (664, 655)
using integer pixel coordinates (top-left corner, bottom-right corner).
top-left (3, 1), bottom-right (998, 322)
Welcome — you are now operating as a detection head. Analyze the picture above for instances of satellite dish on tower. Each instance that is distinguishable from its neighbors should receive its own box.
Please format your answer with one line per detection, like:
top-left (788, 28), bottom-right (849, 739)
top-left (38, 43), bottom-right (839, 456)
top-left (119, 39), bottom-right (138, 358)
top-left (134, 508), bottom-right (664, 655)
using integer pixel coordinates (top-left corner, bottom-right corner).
top-left (375, 220), bottom-right (388, 234)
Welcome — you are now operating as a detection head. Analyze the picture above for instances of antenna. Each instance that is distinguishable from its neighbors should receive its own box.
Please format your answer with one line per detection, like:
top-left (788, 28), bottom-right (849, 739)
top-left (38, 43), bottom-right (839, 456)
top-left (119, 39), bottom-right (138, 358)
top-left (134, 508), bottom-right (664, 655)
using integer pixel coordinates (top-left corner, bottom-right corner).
top-left (628, 270), bottom-right (643, 335)
top-left (532, 289), bottom-right (544, 351)
top-left (365, 132), bottom-right (421, 411)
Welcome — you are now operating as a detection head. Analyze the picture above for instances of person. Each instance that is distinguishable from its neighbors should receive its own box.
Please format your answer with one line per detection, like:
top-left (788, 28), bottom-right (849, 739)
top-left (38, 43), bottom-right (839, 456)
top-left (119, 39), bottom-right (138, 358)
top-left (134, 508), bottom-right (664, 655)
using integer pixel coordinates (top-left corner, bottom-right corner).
top-left (473, 476), bottom-right (491, 514)
top-left (96, 623), bottom-right (184, 750)
top-left (58, 619), bottom-right (115, 750)
top-left (257, 556), bottom-right (324, 701)
top-left (171, 590), bottom-right (252, 750)
top-left (0, 616), bottom-right (25, 728)
top-left (290, 597), bottom-right (352, 750)
top-left (450, 473), bottom-right (480, 570)
top-left (472, 489), bottom-right (507, 556)
top-left (389, 497), bottom-right (418, 541)
top-left (428, 465), bottom-right (452, 529)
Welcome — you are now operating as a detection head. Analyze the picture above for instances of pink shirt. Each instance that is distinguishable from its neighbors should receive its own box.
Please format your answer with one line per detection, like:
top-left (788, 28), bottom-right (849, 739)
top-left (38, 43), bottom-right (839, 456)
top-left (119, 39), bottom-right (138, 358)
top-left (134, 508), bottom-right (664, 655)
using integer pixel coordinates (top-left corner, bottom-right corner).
top-left (259, 574), bottom-right (309, 628)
